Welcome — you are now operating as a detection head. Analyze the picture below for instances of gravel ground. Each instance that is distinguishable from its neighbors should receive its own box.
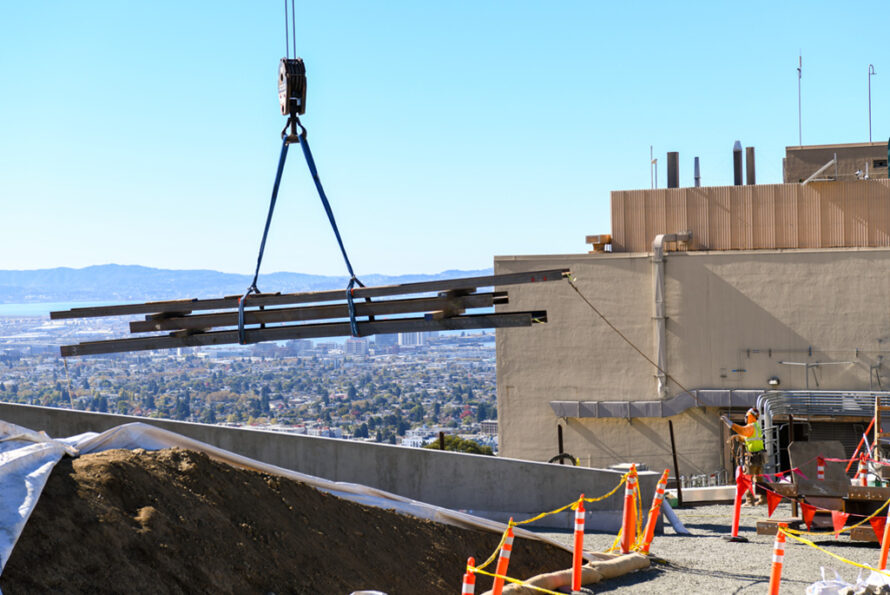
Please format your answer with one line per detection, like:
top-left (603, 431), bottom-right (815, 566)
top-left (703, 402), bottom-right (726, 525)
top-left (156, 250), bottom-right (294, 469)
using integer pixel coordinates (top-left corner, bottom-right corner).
top-left (536, 501), bottom-right (886, 594)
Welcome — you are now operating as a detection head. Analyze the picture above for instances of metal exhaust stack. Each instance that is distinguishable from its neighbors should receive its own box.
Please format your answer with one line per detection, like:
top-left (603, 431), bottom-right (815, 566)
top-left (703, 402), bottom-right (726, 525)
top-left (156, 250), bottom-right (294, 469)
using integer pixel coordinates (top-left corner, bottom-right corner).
top-left (733, 141), bottom-right (743, 185)
top-left (694, 156), bottom-right (701, 187)
top-left (746, 146), bottom-right (756, 185)
top-left (667, 152), bottom-right (680, 188)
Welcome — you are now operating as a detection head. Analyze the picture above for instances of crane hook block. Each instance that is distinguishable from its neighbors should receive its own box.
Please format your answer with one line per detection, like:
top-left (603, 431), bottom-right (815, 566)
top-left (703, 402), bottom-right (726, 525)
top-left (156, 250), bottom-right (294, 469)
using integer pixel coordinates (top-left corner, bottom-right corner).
top-left (279, 58), bottom-right (307, 116)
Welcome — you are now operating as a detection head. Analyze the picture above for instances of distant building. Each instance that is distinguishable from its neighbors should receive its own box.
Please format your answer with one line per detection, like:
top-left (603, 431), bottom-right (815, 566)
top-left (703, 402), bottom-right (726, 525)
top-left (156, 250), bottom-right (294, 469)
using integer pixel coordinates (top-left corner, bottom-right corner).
top-left (400, 435), bottom-right (426, 448)
top-left (480, 419), bottom-right (498, 435)
top-left (399, 332), bottom-right (424, 347)
top-left (344, 337), bottom-right (369, 356)
top-left (285, 339), bottom-right (313, 355)
top-left (375, 333), bottom-right (399, 347)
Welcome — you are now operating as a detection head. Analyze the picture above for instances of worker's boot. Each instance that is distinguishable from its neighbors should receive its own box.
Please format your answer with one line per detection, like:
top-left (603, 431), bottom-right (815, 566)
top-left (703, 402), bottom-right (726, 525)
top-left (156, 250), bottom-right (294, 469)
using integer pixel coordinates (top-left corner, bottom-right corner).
top-left (742, 492), bottom-right (756, 507)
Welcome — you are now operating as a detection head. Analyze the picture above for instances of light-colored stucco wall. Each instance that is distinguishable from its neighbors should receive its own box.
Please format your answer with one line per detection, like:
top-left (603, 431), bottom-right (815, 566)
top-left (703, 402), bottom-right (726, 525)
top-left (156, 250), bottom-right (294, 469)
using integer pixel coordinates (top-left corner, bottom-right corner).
top-left (0, 402), bottom-right (659, 530)
top-left (495, 247), bottom-right (890, 475)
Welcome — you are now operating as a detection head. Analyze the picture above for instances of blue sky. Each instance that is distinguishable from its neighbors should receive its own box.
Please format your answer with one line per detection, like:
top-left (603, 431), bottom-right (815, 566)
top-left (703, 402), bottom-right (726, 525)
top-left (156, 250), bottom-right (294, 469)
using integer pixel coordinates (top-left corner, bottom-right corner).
top-left (1, 2), bottom-right (887, 276)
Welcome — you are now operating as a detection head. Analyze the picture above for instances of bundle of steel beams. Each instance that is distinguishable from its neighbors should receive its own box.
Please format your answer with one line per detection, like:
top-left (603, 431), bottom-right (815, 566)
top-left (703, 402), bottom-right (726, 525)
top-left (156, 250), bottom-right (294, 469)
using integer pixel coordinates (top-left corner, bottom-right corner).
top-left (52, 268), bottom-right (569, 357)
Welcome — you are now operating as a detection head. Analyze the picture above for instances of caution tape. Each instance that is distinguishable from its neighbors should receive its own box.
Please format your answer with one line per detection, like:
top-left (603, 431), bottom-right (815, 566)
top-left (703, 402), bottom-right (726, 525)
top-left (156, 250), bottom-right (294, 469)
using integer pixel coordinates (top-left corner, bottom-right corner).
top-left (472, 471), bottom-right (633, 583)
top-left (779, 527), bottom-right (890, 578)
top-left (469, 567), bottom-right (564, 595)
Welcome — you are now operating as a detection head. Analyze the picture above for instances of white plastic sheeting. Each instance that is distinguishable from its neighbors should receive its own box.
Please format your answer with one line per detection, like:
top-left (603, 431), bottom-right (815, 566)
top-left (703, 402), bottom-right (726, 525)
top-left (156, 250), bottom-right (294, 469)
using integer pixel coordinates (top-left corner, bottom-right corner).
top-left (0, 420), bottom-right (578, 575)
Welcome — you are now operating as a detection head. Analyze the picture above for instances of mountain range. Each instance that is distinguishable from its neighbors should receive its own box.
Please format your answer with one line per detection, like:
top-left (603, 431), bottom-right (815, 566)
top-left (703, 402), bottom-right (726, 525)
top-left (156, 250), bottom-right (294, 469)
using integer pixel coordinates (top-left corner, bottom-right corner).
top-left (0, 264), bottom-right (492, 303)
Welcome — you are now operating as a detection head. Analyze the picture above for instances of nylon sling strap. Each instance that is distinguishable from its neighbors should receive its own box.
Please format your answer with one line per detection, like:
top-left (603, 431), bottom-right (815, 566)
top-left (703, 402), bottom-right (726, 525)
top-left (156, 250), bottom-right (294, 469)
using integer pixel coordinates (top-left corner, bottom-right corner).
top-left (238, 116), bottom-right (366, 344)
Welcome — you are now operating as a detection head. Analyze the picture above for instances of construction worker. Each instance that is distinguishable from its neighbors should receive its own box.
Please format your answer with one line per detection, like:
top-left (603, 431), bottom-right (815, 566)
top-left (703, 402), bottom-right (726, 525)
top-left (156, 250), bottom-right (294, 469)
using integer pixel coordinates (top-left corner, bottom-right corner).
top-left (720, 408), bottom-right (766, 506)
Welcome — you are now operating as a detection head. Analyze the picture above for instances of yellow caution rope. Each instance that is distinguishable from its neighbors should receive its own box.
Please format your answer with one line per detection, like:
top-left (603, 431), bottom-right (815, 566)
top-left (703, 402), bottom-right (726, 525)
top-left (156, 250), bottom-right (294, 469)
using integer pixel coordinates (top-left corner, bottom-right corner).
top-left (780, 527), bottom-right (890, 578)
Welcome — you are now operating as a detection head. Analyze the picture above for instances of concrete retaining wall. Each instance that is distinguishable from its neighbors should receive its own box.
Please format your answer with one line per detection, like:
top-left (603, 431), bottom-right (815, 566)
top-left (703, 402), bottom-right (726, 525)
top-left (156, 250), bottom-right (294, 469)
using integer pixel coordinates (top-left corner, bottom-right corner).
top-left (0, 403), bottom-right (658, 530)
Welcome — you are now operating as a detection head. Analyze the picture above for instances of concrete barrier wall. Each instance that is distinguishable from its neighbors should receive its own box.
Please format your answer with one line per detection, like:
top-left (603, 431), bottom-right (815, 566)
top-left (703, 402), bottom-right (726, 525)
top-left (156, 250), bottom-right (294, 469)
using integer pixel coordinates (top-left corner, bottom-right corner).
top-left (0, 403), bottom-right (659, 529)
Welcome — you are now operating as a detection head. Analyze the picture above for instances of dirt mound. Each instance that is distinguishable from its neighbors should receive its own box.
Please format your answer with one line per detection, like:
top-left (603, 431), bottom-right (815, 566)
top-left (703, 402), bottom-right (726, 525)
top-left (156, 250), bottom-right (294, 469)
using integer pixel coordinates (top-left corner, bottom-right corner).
top-left (1, 448), bottom-right (571, 594)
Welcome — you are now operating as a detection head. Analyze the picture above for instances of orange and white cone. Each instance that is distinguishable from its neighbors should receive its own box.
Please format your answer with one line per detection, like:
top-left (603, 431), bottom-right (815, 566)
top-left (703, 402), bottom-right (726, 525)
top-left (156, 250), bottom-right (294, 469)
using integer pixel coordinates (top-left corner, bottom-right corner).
top-left (461, 557), bottom-right (475, 595)
top-left (859, 453), bottom-right (869, 487)
top-left (768, 524), bottom-right (787, 595)
top-left (491, 522), bottom-right (514, 595)
top-left (572, 495), bottom-right (586, 592)
top-left (641, 469), bottom-right (670, 554)
top-left (817, 456), bottom-right (825, 481)
top-left (621, 465), bottom-right (638, 554)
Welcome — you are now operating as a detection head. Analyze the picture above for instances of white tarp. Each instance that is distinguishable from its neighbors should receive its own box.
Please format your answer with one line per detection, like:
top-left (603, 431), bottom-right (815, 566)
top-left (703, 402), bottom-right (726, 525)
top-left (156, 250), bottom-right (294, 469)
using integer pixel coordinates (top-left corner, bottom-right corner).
top-left (0, 420), bottom-right (577, 575)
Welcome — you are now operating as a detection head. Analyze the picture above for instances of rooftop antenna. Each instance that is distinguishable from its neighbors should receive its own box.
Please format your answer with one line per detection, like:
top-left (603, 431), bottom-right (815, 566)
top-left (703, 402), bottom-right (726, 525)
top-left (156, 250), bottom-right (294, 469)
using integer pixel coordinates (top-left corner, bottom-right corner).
top-left (797, 53), bottom-right (803, 147)
top-left (869, 64), bottom-right (877, 143)
top-left (650, 146), bottom-right (658, 189)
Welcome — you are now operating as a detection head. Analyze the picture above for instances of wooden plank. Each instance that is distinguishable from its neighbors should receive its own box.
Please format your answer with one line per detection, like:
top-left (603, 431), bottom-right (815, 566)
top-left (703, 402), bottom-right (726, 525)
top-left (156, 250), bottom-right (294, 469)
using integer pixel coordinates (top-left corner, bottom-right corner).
top-left (756, 518), bottom-right (802, 536)
top-left (766, 482), bottom-right (798, 498)
top-left (129, 292), bottom-right (506, 334)
top-left (851, 525), bottom-right (880, 542)
top-left (60, 310), bottom-right (547, 357)
top-left (50, 269), bottom-right (569, 320)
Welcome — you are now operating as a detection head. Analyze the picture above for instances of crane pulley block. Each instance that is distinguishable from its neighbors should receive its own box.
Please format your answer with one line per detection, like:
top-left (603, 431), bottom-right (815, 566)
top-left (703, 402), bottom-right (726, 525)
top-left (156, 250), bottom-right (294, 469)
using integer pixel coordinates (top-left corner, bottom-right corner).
top-left (278, 58), bottom-right (307, 116)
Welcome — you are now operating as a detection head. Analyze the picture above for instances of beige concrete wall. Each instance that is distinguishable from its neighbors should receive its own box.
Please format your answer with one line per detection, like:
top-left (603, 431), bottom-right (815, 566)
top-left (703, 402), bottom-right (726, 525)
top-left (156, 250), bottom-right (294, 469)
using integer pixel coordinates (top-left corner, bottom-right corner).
top-left (0, 402), bottom-right (660, 530)
top-left (495, 248), bottom-right (890, 474)
top-left (784, 142), bottom-right (888, 183)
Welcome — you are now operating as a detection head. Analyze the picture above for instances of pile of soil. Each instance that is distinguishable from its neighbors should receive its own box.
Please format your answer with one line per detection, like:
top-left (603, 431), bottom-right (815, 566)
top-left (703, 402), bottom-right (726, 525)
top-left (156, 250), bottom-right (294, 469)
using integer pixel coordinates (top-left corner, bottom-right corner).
top-left (1, 448), bottom-right (571, 594)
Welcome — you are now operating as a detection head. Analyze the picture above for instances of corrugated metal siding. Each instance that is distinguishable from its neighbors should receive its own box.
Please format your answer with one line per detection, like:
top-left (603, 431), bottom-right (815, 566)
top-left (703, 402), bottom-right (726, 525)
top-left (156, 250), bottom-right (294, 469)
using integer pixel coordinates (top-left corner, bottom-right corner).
top-left (686, 187), bottom-right (709, 250)
top-left (752, 185), bottom-right (776, 249)
top-left (611, 192), bottom-right (626, 252)
top-left (609, 180), bottom-right (890, 252)
top-left (869, 182), bottom-right (890, 246)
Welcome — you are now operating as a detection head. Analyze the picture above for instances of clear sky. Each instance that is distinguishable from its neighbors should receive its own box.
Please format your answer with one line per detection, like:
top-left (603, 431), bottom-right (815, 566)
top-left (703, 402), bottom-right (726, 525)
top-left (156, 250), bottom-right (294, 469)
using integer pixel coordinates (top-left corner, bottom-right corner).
top-left (1, 2), bottom-right (887, 276)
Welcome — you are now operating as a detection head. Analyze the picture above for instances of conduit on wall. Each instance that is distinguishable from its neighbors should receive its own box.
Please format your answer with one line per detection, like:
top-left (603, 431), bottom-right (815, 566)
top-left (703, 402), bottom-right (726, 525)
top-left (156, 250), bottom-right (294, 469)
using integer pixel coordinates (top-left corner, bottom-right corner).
top-left (653, 231), bottom-right (692, 399)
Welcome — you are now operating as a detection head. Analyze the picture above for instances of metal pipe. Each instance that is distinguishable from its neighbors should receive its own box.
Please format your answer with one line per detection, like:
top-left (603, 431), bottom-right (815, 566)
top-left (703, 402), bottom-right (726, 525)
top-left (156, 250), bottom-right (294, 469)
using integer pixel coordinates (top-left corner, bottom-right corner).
top-left (869, 65), bottom-right (876, 143)
top-left (801, 156), bottom-right (838, 186)
top-left (669, 420), bottom-right (683, 507)
top-left (745, 147), bottom-right (756, 185)
top-left (694, 156), bottom-right (701, 187)
top-left (667, 152), bottom-right (680, 188)
top-left (733, 141), bottom-right (743, 185)
top-left (653, 231), bottom-right (693, 398)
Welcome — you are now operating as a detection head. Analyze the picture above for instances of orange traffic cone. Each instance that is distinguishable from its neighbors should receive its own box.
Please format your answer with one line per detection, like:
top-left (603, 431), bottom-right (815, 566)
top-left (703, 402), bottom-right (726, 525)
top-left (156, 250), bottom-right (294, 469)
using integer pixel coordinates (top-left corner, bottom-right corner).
top-left (767, 524), bottom-right (787, 595)
top-left (461, 557), bottom-right (475, 595)
top-left (641, 469), bottom-right (670, 554)
top-left (491, 522), bottom-right (514, 595)
top-left (621, 465), bottom-right (638, 554)
top-left (572, 495), bottom-right (586, 592)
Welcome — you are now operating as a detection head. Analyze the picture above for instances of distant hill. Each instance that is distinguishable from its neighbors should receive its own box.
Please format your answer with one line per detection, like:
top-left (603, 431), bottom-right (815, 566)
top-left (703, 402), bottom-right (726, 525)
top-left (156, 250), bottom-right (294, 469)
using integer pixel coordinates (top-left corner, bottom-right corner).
top-left (0, 264), bottom-right (493, 303)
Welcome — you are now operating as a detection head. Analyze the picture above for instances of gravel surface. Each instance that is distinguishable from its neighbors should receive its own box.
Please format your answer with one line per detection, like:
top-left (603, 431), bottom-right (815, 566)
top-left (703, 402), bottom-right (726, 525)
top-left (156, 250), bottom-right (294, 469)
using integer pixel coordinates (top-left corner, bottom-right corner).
top-left (537, 501), bottom-right (887, 594)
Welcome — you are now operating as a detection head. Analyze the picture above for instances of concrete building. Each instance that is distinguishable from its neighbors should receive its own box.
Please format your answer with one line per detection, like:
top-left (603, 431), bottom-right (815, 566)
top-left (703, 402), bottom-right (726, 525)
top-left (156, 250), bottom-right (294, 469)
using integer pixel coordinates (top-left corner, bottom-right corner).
top-left (784, 141), bottom-right (888, 183)
top-left (398, 332), bottom-right (424, 347)
top-left (495, 145), bottom-right (890, 479)
top-left (344, 336), bottom-right (369, 356)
